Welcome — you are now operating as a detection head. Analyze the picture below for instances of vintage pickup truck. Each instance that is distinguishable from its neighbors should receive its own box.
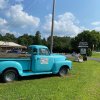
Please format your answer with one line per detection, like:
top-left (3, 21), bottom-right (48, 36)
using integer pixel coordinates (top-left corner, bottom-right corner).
top-left (0, 45), bottom-right (72, 82)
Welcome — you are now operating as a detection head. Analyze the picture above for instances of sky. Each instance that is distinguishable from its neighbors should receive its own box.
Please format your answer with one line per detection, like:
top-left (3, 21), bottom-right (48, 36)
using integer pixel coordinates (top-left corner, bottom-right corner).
top-left (0, 0), bottom-right (100, 38)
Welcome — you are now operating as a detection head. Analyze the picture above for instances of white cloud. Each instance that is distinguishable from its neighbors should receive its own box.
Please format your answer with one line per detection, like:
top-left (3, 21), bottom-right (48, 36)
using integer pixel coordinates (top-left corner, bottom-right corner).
top-left (91, 21), bottom-right (100, 31)
top-left (7, 4), bottom-right (40, 28)
top-left (42, 12), bottom-right (83, 37)
top-left (0, 3), bottom-right (86, 38)
top-left (0, 28), bottom-right (21, 37)
top-left (0, 0), bottom-right (8, 9)
top-left (93, 27), bottom-right (100, 31)
top-left (0, 18), bottom-right (8, 35)
top-left (0, 18), bottom-right (8, 26)
top-left (0, 4), bottom-right (40, 36)
top-left (91, 21), bottom-right (100, 26)
top-left (0, 29), bottom-right (10, 35)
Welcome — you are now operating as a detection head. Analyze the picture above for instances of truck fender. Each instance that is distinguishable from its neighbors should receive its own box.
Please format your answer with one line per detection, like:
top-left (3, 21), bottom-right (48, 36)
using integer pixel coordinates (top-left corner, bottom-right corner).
top-left (52, 60), bottom-right (72, 74)
top-left (0, 61), bottom-right (23, 76)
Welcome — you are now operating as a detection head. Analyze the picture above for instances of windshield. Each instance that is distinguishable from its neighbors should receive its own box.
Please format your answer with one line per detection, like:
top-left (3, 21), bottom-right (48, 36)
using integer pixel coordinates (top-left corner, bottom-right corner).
top-left (39, 48), bottom-right (50, 55)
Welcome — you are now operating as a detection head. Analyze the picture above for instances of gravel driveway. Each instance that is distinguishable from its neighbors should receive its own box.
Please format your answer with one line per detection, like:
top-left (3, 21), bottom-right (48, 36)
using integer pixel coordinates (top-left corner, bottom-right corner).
top-left (88, 57), bottom-right (100, 62)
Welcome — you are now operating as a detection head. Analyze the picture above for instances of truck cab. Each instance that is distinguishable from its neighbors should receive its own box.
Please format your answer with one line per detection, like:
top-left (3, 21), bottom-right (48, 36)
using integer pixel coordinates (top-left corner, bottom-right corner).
top-left (0, 45), bottom-right (72, 82)
top-left (28, 45), bottom-right (54, 72)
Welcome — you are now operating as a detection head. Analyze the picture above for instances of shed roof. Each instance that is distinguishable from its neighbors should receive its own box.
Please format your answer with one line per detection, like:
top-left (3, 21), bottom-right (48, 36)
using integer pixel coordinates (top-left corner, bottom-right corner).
top-left (0, 41), bottom-right (26, 48)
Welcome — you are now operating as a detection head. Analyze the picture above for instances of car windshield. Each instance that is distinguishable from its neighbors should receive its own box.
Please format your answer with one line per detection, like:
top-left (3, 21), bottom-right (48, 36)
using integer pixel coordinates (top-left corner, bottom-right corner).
top-left (39, 48), bottom-right (50, 55)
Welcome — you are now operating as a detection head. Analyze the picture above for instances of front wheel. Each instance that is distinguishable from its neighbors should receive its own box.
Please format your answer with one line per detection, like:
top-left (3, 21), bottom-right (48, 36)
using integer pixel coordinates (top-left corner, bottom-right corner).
top-left (2, 69), bottom-right (18, 83)
top-left (59, 67), bottom-right (68, 77)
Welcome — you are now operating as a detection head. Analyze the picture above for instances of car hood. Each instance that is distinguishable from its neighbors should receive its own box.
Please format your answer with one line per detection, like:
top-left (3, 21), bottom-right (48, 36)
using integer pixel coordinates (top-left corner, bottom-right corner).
top-left (50, 54), bottom-right (67, 61)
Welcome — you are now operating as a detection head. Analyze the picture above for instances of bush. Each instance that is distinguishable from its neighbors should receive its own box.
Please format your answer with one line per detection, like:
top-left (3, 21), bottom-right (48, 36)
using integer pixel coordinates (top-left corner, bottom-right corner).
top-left (87, 48), bottom-right (92, 56)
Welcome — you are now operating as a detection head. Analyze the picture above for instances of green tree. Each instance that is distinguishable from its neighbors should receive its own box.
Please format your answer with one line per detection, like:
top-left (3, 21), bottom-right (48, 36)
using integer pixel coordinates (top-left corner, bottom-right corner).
top-left (3, 33), bottom-right (16, 42)
top-left (47, 36), bottom-right (71, 53)
top-left (90, 30), bottom-right (100, 50)
top-left (17, 34), bottom-right (34, 46)
top-left (33, 31), bottom-right (42, 45)
top-left (0, 34), bottom-right (3, 40)
top-left (71, 30), bottom-right (100, 51)
top-left (42, 38), bottom-right (47, 46)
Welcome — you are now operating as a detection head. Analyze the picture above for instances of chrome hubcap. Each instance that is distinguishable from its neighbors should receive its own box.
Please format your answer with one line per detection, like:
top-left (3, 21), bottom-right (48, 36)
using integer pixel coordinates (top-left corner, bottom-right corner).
top-left (60, 68), bottom-right (67, 76)
top-left (5, 72), bottom-right (15, 82)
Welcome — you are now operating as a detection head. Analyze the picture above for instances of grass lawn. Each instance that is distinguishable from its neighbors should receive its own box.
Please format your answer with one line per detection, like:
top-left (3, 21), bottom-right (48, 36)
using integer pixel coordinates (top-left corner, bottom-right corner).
top-left (0, 60), bottom-right (100, 100)
top-left (92, 52), bottom-right (100, 58)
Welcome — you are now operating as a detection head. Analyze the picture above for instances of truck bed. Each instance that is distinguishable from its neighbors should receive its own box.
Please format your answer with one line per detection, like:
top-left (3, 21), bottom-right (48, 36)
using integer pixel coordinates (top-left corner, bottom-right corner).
top-left (0, 53), bottom-right (31, 71)
top-left (0, 53), bottom-right (30, 58)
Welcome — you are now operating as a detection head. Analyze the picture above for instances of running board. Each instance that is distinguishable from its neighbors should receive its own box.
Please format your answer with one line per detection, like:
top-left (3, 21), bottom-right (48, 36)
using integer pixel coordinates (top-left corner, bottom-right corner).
top-left (21, 71), bottom-right (53, 76)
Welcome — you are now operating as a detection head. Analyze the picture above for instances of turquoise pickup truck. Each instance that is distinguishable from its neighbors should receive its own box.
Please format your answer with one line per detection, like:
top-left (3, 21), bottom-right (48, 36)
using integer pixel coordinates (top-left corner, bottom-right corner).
top-left (0, 45), bottom-right (72, 82)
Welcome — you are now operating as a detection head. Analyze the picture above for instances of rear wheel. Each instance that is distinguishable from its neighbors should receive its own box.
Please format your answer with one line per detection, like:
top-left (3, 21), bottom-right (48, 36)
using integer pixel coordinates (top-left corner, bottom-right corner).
top-left (2, 69), bottom-right (18, 83)
top-left (59, 67), bottom-right (68, 77)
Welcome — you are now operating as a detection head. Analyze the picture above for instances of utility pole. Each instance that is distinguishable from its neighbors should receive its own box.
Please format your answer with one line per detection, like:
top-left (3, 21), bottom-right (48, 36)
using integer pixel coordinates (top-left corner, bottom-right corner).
top-left (50, 0), bottom-right (55, 53)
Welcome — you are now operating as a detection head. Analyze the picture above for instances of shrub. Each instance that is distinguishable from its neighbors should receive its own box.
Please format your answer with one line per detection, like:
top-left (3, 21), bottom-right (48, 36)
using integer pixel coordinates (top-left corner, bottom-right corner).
top-left (87, 48), bottom-right (92, 56)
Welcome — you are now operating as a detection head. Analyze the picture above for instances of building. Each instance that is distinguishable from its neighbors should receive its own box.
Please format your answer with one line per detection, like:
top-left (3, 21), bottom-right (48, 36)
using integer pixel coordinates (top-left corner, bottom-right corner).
top-left (0, 41), bottom-right (26, 52)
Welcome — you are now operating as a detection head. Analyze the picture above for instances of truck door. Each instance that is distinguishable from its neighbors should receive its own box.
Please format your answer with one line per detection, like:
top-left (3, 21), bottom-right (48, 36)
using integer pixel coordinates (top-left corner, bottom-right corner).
top-left (34, 48), bottom-right (54, 72)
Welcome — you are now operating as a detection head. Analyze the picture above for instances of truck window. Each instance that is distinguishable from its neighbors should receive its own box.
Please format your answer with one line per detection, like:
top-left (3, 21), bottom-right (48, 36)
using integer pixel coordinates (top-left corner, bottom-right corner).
top-left (28, 47), bottom-right (37, 55)
top-left (39, 48), bottom-right (50, 55)
top-left (33, 48), bottom-right (37, 55)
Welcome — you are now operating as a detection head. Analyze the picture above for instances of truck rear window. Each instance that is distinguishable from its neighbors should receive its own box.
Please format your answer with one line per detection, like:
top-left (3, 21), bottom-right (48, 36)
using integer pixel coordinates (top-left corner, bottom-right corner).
top-left (28, 47), bottom-right (37, 55)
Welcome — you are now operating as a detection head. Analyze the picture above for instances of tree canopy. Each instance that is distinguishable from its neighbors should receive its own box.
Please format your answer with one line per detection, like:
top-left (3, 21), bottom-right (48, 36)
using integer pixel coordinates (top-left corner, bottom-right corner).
top-left (0, 30), bottom-right (100, 53)
top-left (71, 30), bottom-right (100, 51)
